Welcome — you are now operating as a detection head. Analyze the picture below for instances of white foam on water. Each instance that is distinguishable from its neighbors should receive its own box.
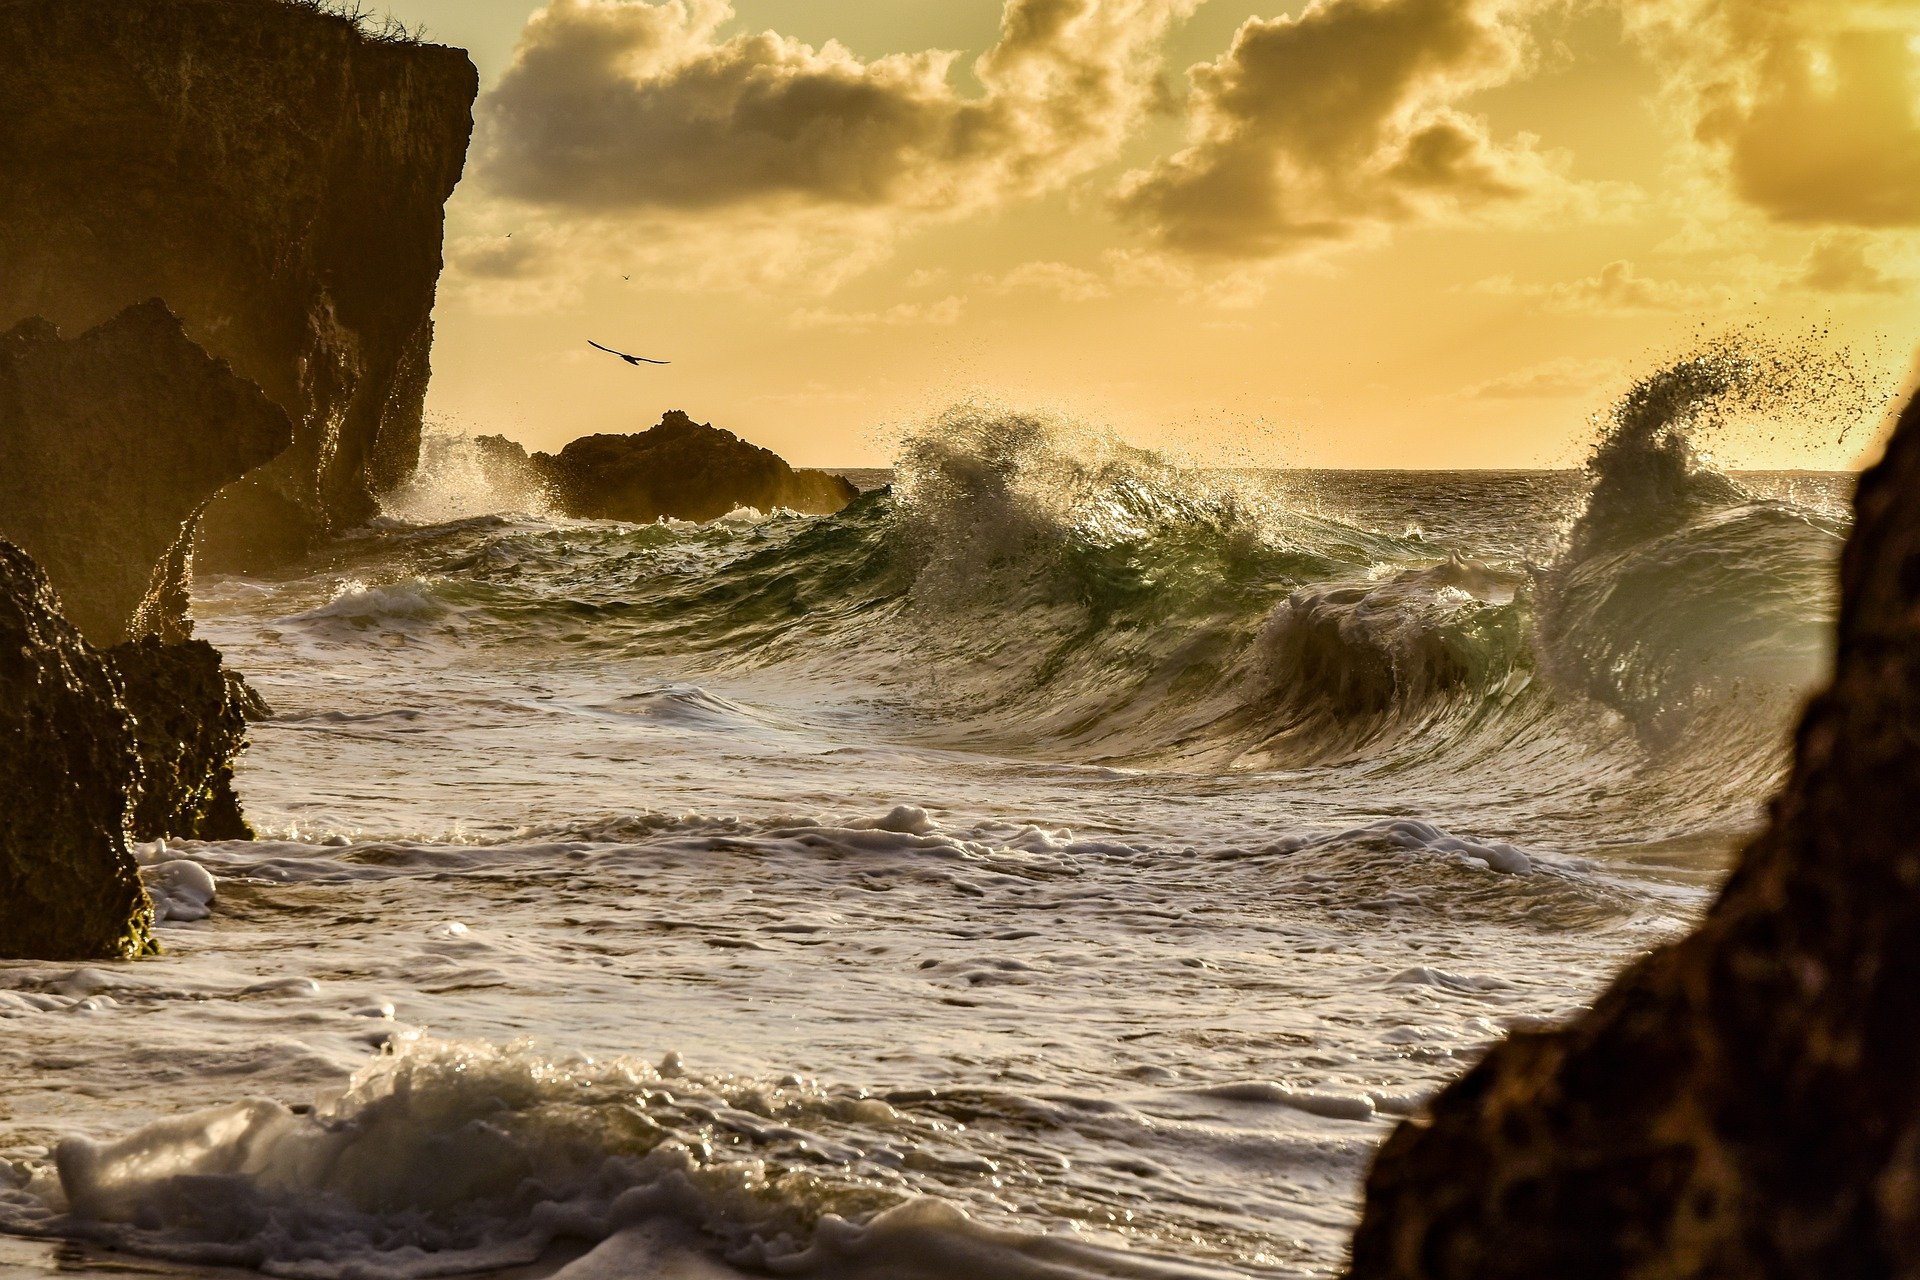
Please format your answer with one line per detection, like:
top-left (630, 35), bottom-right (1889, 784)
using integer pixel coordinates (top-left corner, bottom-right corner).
top-left (7, 1036), bottom-right (1245, 1280)
top-left (138, 859), bottom-right (217, 924)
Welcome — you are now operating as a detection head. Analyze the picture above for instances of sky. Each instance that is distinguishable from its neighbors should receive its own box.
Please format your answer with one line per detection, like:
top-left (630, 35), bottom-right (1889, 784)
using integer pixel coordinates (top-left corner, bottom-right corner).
top-left (378, 0), bottom-right (1920, 469)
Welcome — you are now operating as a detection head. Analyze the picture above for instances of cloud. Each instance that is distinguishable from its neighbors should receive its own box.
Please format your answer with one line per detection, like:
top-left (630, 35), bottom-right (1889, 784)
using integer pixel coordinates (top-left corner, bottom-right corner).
top-left (1461, 355), bottom-right (1624, 399)
top-left (1625, 0), bottom-right (1920, 226)
top-left (1472, 260), bottom-right (1724, 314)
top-left (789, 296), bottom-right (967, 332)
top-left (1794, 231), bottom-right (1907, 294)
top-left (1113, 0), bottom-right (1574, 257)
top-left (479, 0), bottom-right (1198, 217)
top-left (442, 230), bottom-right (588, 314)
top-left (452, 234), bottom-right (548, 280)
top-left (981, 260), bottom-right (1114, 301)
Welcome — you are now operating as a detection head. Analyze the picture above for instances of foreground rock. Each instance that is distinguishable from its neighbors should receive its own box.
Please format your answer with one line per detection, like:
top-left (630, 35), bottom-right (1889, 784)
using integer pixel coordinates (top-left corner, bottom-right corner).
top-left (1348, 386), bottom-right (1920, 1275)
top-left (110, 640), bottom-right (266, 843)
top-left (0, 302), bottom-right (292, 645)
top-left (0, 546), bottom-right (154, 962)
top-left (529, 411), bottom-right (860, 523)
top-left (0, 0), bottom-right (478, 567)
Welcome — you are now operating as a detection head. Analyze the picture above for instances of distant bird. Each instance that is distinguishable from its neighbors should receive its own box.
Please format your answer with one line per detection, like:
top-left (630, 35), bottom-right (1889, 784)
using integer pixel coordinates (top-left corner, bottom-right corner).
top-left (589, 340), bottom-right (669, 367)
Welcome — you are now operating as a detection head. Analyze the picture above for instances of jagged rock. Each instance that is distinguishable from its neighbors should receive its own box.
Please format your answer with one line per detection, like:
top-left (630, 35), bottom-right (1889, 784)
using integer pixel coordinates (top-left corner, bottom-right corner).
top-left (0, 0), bottom-right (479, 567)
top-left (1347, 385), bottom-right (1920, 1276)
top-left (531, 411), bottom-right (860, 523)
top-left (0, 544), bottom-right (154, 962)
top-left (109, 638), bottom-right (266, 843)
top-left (0, 302), bottom-right (292, 646)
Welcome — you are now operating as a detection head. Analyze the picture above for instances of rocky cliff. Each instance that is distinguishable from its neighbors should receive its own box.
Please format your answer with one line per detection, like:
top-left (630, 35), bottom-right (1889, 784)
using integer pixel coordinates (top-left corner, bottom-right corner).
top-left (0, 302), bottom-right (292, 645)
top-left (0, 0), bottom-right (478, 567)
top-left (1347, 383), bottom-right (1920, 1276)
top-left (529, 411), bottom-right (861, 523)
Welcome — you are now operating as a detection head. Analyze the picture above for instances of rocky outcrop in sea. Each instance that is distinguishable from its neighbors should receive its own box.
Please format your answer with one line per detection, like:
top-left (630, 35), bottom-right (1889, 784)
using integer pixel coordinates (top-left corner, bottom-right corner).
top-left (521, 411), bottom-right (861, 523)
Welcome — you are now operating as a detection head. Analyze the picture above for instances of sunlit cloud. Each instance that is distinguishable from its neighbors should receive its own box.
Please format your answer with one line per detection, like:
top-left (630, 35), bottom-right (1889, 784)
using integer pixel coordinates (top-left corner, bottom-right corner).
top-left (1459, 355), bottom-right (1627, 399)
top-left (479, 0), bottom-right (1198, 216)
top-left (980, 261), bottom-right (1115, 302)
top-left (1794, 231), bottom-right (1908, 294)
top-left (1113, 0), bottom-right (1590, 258)
top-left (1624, 0), bottom-right (1920, 226)
top-left (1473, 259), bottom-right (1730, 314)
top-left (789, 296), bottom-right (967, 332)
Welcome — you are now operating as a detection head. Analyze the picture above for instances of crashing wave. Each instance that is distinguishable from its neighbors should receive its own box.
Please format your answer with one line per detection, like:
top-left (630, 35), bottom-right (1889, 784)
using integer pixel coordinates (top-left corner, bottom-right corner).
top-left (1534, 342), bottom-right (1868, 756)
top-left (247, 386), bottom-right (1878, 815)
top-left (1, 1034), bottom-right (1244, 1280)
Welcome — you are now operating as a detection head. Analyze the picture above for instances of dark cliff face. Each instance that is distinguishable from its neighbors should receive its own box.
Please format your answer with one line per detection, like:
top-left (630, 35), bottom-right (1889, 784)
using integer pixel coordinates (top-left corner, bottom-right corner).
top-left (0, 545), bottom-right (155, 962)
top-left (533, 411), bottom-right (861, 523)
top-left (0, 0), bottom-right (478, 567)
top-left (0, 302), bottom-right (292, 646)
top-left (1348, 385), bottom-right (1920, 1278)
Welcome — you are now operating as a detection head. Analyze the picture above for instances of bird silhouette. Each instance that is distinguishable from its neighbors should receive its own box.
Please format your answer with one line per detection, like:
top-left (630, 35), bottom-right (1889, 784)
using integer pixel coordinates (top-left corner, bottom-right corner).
top-left (589, 340), bottom-right (669, 367)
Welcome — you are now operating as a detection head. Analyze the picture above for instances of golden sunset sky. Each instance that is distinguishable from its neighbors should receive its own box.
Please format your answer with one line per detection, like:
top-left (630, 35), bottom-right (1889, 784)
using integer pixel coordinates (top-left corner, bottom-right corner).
top-left (379, 0), bottom-right (1920, 468)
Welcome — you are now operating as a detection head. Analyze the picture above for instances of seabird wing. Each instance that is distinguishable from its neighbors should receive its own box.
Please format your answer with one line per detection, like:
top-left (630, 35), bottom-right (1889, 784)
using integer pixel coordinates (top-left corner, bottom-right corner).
top-left (590, 340), bottom-right (670, 366)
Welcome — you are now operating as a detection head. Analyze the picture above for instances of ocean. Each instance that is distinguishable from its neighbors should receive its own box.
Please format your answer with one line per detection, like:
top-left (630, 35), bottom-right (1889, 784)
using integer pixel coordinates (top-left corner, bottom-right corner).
top-left (0, 384), bottom-right (1860, 1277)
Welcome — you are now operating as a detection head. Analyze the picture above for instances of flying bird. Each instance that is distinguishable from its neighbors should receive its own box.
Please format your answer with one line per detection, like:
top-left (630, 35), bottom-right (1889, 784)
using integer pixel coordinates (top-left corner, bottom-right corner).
top-left (589, 340), bottom-right (670, 367)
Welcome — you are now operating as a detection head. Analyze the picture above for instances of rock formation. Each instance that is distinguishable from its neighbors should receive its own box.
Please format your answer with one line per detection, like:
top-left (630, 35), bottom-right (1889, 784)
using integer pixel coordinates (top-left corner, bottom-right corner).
top-left (0, 545), bottom-right (155, 962)
top-left (0, 302), bottom-right (293, 645)
top-left (528, 411), bottom-right (860, 523)
top-left (1347, 384), bottom-right (1920, 1277)
top-left (0, 0), bottom-right (479, 567)
top-left (0, 301), bottom-right (283, 856)
top-left (110, 640), bottom-right (266, 843)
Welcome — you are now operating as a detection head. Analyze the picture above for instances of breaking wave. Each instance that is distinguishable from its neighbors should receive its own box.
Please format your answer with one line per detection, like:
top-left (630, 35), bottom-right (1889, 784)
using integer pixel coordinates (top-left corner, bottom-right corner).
top-left (2, 1034), bottom-right (1239, 1280)
top-left (259, 355), bottom-right (1879, 828)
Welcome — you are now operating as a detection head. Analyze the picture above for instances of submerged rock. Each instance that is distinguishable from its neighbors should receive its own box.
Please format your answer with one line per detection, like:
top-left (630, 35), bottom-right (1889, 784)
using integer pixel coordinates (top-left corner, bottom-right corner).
top-left (0, 0), bottom-right (478, 567)
top-left (532, 411), bottom-right (860, 523)
top-left (0, 302), bottom-right (292, 645)
top-left (109, 639), bottom-right (266, 843)
top-left (0, 545), bottom-right (154, 962)
top-left (1348, 385), bottom-right (1920, 1275)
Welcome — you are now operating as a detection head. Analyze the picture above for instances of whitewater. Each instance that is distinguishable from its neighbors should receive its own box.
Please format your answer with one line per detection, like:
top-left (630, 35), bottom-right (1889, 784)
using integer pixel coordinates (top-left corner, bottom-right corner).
top-left (0, 353), bottom-right (1883, 1277)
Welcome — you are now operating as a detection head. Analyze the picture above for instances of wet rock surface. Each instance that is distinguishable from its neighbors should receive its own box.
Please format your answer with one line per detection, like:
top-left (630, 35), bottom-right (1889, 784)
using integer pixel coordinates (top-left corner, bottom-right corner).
top-left (0, 0), bottom-right (478, 567)
top-left (0, 545), bottom-right (154, 962)
top-left (109, 638), bottom-right (265, 844)
top-left (1348, 387), bottom-right (1920, 1276)
top-left (531, 411), bottom-right (861, 523)
top-left (0, 302), bottom-right (292, 646)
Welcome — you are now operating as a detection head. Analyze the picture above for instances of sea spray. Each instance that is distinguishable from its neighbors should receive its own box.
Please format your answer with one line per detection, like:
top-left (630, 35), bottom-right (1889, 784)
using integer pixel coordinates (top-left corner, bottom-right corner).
top-left (1562, 335), bottom-right (1880, 565)
top-left (1535, 338), bottom-right (1884, 760)
top-left (382, 429), bottom-right (556, 526)
top-left (889, 401), bottom-right (1316, 613)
